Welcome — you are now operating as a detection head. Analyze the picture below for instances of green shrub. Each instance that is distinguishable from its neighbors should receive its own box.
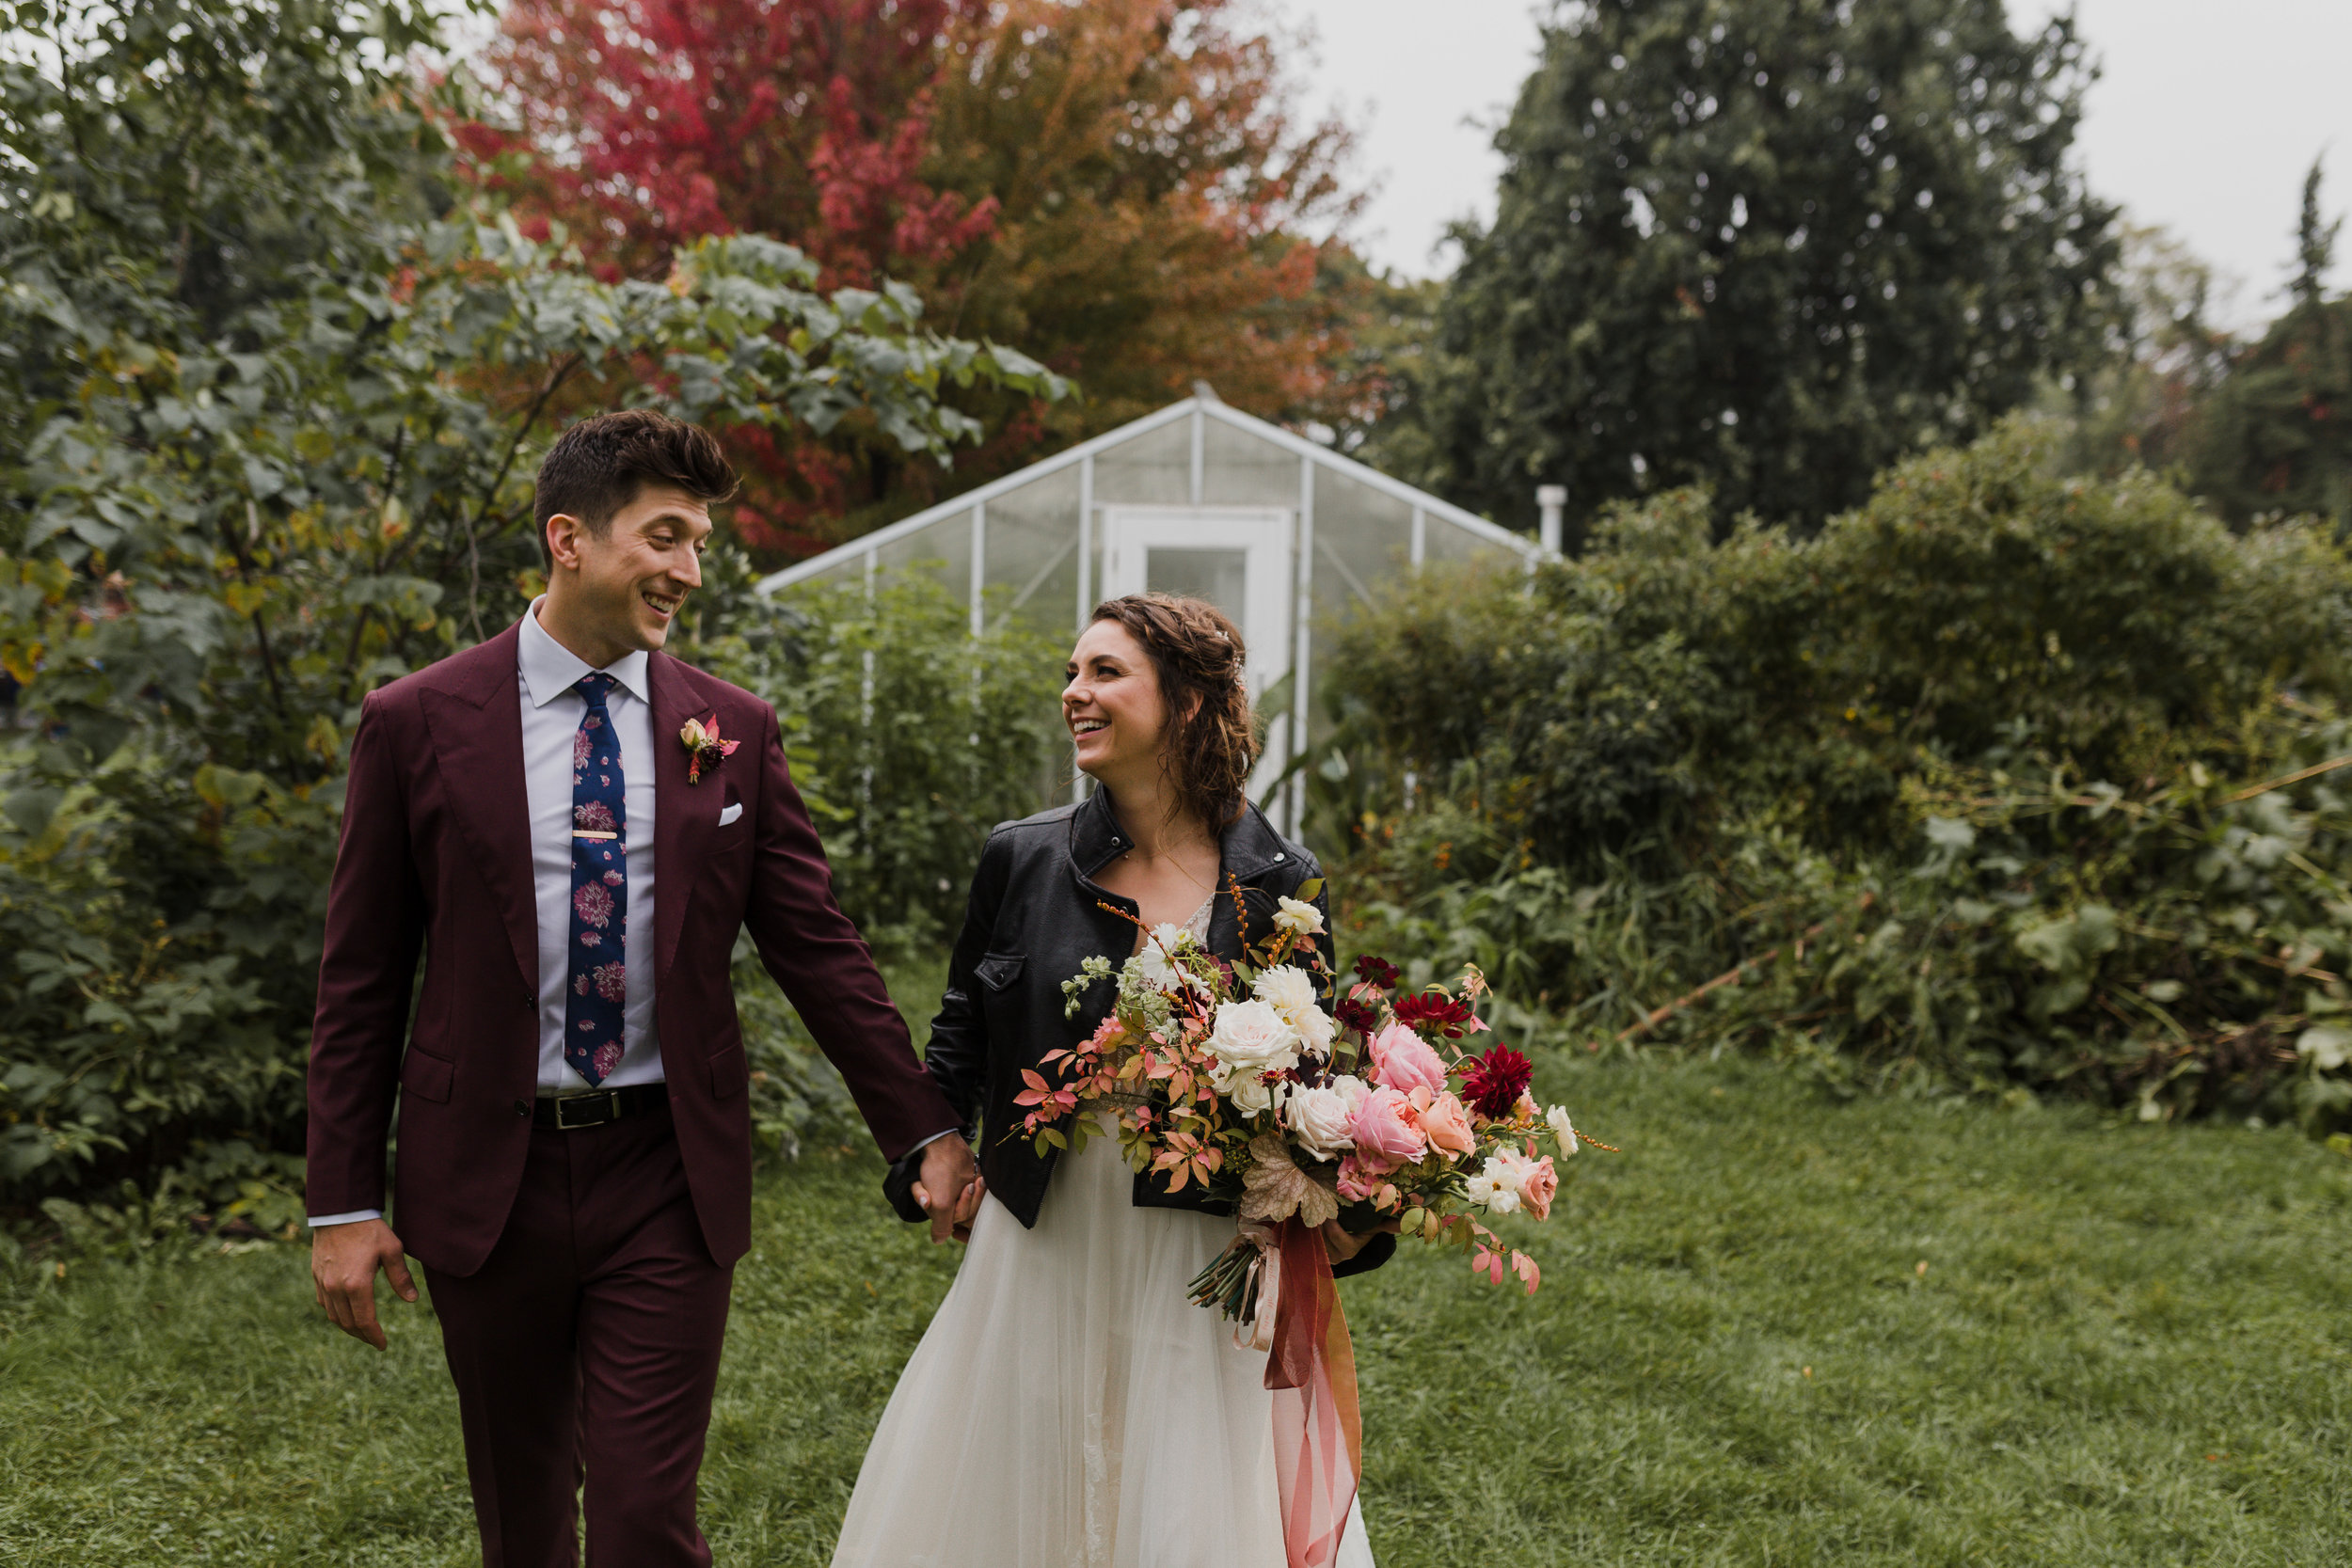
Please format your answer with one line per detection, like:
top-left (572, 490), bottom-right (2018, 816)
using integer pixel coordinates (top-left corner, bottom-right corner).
top-left (1327, 420), bottom-right (2352, 1119)
top-left (735, 569), bottom-right (1071, 955)
top-left (0, 0), bottom-right (1065, 1213)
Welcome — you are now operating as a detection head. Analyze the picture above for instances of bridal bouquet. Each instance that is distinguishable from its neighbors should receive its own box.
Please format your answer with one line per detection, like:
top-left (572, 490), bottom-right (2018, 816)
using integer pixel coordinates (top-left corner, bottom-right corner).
top-left (1020, 879), bottom-right (1602, 1317)
top-left (1021, 880), bottom-right (1606, 1568)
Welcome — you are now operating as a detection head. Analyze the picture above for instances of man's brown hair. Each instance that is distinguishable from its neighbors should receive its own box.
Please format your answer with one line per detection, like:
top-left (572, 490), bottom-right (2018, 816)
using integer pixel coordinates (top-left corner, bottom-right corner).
top-left (532, 410), bottom-right (739, 569)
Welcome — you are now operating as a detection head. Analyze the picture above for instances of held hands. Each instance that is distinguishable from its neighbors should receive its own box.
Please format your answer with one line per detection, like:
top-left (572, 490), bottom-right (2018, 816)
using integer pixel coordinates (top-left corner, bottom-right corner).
top-left (310, 1217), bottom-right (418, 1350)
top-left (1320, 1214), bottom-right (1402, 1266)
top-left (909, 1136), bottom-right (985, 1244)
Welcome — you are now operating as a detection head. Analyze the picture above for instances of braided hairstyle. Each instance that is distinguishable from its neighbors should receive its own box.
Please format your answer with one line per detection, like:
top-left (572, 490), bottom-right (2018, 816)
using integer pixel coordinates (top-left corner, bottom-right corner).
top-left (1089, 593), bottom-right (1258, 828)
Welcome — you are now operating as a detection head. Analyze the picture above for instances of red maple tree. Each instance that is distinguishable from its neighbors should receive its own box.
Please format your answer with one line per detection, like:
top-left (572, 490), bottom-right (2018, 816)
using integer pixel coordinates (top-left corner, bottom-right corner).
top-left (461, 0), bottom-right (995, 285)
top-left (460, 0), bottom-right (1376, 556)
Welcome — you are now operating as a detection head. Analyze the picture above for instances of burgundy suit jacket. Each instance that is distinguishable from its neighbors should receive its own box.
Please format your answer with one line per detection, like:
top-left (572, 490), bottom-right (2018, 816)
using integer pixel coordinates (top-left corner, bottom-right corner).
top-left (304, 620), bottom-right (960, 1275)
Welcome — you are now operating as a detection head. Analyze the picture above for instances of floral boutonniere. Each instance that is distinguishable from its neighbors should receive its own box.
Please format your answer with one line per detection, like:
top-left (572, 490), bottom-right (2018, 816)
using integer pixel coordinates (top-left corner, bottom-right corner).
top-left (679, 715), bottom-right (739, 784)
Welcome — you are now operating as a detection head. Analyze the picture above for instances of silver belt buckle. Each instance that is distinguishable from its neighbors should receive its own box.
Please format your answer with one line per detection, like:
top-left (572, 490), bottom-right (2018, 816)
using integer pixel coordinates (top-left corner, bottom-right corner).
top-left (554, 1091), bottom-right (617, 1131)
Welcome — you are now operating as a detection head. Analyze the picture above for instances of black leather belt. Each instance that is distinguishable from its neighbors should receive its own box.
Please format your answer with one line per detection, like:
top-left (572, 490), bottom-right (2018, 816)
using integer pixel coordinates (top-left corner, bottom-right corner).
top-left (534, 1084), bottom-right (669, 1131)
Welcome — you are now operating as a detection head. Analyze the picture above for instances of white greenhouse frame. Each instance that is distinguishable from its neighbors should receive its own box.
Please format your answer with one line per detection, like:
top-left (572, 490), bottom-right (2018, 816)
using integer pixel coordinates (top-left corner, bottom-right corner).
top-left (755, 395), bottom-right (1543, 836)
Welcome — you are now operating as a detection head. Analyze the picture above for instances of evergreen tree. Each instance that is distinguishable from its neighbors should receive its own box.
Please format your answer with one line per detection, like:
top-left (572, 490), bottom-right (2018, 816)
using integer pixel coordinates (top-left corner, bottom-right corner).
top-left (1408, 0), bottom-right (2122, 540)
top-left (2175, 158), bottom-right (2350, 530)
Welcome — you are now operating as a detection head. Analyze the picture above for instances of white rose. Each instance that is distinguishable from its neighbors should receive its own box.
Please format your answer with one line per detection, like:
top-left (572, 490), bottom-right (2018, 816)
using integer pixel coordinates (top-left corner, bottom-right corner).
top-left (1205, 999), bottom-right (1301, 1094)
top-left (1229, 1076), bottom-right (1275, 1116)
top-left (1254, 965), bottom-right (1336, 1055)
top-left (1547, 1104), bottom-right (1580, 1156)
top-left (1255, 963), bottom-right (1317, 1014)
top-left (1279, 1083), bottom-right (1357, 1160)
top-left (1328, 1073), bottom-right (1372, 1116)
top-left (1273, 895), bottom-right (1325, 936)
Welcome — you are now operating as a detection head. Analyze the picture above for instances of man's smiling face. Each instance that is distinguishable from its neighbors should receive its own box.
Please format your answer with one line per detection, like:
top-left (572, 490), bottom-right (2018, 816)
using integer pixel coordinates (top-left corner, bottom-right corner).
top-left (548, 483), bottom-right (713, 660)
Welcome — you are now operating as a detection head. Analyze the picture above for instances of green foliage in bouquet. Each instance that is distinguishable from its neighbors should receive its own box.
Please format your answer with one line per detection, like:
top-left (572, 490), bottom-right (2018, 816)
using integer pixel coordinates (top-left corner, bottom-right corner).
top-left (1318, 420), bottom-right (2352, 1123)
top-left (0, 0), bottom-right (1068, 1211)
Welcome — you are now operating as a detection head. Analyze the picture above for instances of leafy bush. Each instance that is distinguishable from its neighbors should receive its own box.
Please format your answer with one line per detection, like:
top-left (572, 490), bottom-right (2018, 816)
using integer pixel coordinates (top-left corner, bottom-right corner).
top-left (0, 0), bottom-right (1065, 1212)
top-left (1328, 422), bottom-right (2352, 865)
top-left (731, 570), bottom-right (1071, 954)
top-left (1326, 421), bottom-right (2352, 1121)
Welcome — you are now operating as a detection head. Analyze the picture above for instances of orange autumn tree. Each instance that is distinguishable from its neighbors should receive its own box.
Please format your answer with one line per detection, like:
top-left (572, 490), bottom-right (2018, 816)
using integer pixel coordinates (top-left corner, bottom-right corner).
top-left (464, 0), bottom-right (1372, 554)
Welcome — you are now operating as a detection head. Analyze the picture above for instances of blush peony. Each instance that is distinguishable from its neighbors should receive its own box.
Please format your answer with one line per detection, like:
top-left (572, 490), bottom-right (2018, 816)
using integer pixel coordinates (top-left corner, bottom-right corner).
top-left (1348, 1085), bottom-right (1427, 1169)
top-left (1418, 1090), bottom-right (1477, 1159)
top-left (1368, 1022), bottom-right (1448, 1096)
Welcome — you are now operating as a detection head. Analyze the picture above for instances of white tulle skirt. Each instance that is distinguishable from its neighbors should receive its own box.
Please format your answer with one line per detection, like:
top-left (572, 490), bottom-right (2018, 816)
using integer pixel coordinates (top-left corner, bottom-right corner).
top-left (831, 1123), bottom-right (1375, 1568)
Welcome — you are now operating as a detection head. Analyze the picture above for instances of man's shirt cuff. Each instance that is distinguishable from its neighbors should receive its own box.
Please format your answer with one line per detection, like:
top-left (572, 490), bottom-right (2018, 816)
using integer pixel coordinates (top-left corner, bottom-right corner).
top-left (907, 1128), bottom-right (962, 1157)
top-left (306, 1209), bottom-right (384, 1228)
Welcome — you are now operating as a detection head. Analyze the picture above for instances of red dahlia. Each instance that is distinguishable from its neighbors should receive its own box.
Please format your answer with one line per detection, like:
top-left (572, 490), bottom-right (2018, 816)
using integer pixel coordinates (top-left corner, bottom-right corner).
top-left (1352, 955), bottom-right (1399, 990)
top-left (1334, 997), bottom-right (1379, 1036)
top-left (1392, 990), bottom-right (1475, 1038)
top-left (1459, 1044), bottom-right (1534, 1119)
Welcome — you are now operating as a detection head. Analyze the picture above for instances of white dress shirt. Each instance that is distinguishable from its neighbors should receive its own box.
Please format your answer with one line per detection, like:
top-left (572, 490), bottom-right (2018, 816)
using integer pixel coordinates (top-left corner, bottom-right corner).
top-left (516, 600), bottom-right (665, 1094)
top-left (308, 604), bottom-right (665, 1227)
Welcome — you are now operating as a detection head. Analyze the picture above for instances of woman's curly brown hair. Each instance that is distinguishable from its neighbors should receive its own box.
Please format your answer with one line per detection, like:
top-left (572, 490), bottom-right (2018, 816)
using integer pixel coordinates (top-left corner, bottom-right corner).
top-left (1089, 593), bottom-right (1258, 828)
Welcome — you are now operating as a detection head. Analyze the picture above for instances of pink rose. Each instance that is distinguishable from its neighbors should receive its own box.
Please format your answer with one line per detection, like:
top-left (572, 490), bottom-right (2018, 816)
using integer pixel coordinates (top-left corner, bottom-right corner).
top-left (1369, 1022), bottom-right (1448, 1096)
top-left (1349, 1085), bottom-right (1427, 1168)
top-left (1336, 1154), bottom-right (1384, 1202)
top-left (1419, 1090), bottom-right (1477, 1160)
top-left (1519, 1153), bottom-right (1559, 1221)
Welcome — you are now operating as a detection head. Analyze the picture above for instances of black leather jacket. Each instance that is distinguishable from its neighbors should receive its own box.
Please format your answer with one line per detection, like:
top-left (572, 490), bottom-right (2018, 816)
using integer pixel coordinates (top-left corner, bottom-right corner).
top-left (884, 787), bottom-right (1394, 1276)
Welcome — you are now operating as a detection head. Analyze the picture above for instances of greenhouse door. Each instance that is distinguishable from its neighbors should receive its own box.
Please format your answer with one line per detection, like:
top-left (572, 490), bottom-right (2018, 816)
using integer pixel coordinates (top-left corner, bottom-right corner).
top-left (1100, 507), bottom-right (1293, 697)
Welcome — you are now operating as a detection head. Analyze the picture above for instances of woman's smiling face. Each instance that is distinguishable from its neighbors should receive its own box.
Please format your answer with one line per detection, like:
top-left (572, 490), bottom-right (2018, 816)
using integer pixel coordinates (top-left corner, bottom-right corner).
top-left (1062, 619), bottom-right (1168, 786)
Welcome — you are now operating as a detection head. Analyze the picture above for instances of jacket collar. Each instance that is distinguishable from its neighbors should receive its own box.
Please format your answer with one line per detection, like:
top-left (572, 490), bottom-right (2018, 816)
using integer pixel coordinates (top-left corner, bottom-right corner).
top-left (1069, 785), bottom-right (1292, 884)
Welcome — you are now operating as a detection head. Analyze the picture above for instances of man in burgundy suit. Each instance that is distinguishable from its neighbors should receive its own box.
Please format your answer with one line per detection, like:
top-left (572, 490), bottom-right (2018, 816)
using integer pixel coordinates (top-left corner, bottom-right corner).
top-left (306, 410), bottom-right (982, 1566)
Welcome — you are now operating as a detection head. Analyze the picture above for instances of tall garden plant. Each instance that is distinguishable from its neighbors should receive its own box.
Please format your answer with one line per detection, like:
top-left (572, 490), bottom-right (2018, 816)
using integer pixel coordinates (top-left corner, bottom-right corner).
top-left (0, 0), bottom-right (1066, 1212)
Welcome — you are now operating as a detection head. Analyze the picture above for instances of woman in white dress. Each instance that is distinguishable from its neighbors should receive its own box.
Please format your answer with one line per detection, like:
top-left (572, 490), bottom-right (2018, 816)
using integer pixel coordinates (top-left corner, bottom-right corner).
top-left (835, 594), bottom-right (1389, 1568)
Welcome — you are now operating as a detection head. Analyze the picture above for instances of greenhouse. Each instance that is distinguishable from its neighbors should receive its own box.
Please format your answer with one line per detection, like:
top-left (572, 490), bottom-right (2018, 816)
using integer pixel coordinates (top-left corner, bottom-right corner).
top-left (755, 394), bottom-right (1543, 835)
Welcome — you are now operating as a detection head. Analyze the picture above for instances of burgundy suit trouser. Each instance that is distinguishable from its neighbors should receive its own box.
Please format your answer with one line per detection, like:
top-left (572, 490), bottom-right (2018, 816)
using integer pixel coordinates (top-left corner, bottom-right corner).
top-left (423, 1104), bottom-right (733, 1568)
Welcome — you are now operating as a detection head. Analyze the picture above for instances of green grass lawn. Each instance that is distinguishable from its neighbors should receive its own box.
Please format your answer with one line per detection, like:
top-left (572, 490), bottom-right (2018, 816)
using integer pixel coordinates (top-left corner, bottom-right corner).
top-left (6, 1052), bottom-right (2351, 1565)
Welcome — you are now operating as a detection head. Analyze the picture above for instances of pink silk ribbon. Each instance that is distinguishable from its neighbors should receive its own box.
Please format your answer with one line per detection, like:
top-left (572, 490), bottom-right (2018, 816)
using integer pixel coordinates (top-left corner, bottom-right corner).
top-left (1263, 1218), bottom-right (1362, 1568)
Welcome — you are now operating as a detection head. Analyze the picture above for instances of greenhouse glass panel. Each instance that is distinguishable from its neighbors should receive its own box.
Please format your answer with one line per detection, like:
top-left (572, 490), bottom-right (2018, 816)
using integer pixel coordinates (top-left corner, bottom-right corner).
top-left (1093, 415), bottom-right (1194, 506)
top-left (1422, 510), bottom-right (1516, 567)
top-left (979, 463), bottom-right (1084, 640)
top-left (875, 504), bottom-right (969, 596)
top-left (1202, 416), bottom-right (1303, 509)
top-left (1308, 466), bottom-right (1413, 609)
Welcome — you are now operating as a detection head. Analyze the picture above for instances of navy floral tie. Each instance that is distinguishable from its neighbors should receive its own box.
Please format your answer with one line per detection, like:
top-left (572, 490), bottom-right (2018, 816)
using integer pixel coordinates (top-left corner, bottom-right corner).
top-left (564, 673), bottom-right (628, 1086)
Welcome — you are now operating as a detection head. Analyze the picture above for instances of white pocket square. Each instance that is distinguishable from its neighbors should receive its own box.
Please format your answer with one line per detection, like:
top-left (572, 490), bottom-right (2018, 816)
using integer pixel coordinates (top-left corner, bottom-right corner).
top-left (718, 802), bottom-right (743, 827)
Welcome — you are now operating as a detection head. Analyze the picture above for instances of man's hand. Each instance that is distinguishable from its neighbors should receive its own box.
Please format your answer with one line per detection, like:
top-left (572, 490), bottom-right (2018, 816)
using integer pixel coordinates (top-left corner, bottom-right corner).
top-left (908, 1136), bottom-right (983, 1244)
top-left (1320, 1214), bottom-right (1402, 1266)
top-left (310, 1217), bottom-right (418, 1350)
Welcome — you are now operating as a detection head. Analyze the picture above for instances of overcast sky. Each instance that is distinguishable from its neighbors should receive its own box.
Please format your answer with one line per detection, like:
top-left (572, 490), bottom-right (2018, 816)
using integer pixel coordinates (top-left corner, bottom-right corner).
top-left (1282, 0), bottom-right (2352, 330)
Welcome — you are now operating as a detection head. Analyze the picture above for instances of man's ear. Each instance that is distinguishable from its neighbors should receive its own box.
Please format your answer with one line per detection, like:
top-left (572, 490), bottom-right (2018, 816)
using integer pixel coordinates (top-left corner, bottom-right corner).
top-left (545, 513), bottom-right (586, 573)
